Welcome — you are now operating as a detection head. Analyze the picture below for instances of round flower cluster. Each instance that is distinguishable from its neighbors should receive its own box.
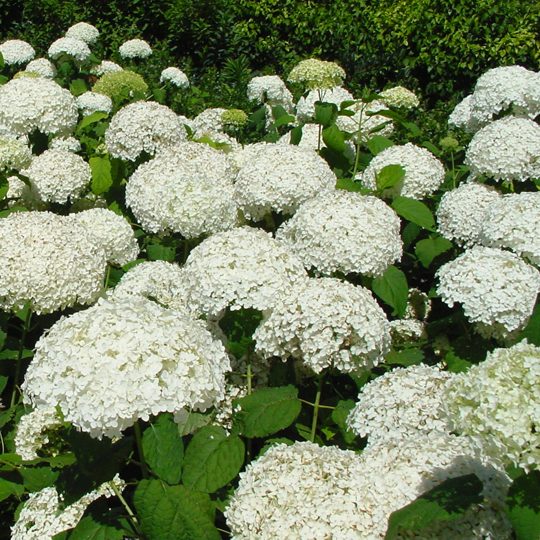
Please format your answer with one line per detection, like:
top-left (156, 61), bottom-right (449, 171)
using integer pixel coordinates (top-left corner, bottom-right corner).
top-left (125, 152), bottom-right (237, 237)
top-left (436, 182), bottom-right (501, 247)
top-left (480, 191), bottom-right (540, 265)
top-left (247, 75), bottom-right (294, 110)
top-left (25, 58), bottom-right (56, 78)
top-left (295, 86), bottom-right (353, 123)
top-left (0, 136), bottom-right (32, 171)
top-left (160, 66), bottom-right (189, 88)
top-left (22, 295), bottom-right (231, 439)
top-left (360, 143), bottom-right (445, 199)
top-left (90, 59), bottom-right (123, 76)
top-left (288, 58), bottom-right (346, 90)
top-left (118, 38), bottom-right (152, 59)
top-left (378, 85), bottom-right (420, 109)
top-left (0, 39), bottom-right (35, 65)
top-left (181, 226), bottom-right (307, 317)
top-left (336, 100), bottom-right (394, 140)
top-left (48, 37), bottom-right (91, 62)
top-left (234, 143), bottom-right (336, 220)
top-left (221, 108), bottom-right (248, 128)
top-left (192, 107), bottom-right (227, 135)
top-left (105, 101), bottom-right (186, 161)
top-left (436, 246), bottom-right (540, 338)
top-left (48, 135), bottom-right (82, 152)
top-left (276, 191), bottom-right (402, 277)
top-left (21, 149), bottom-right (91, 204)
top-left (76, 91), bottom-right (112, 116)
top-left (346, 364), bottom-right (453, 444)
top-left (0, 77), bottom-right (78, 136)
top-left (448, 94), bottom-right (480, 133)
top-left (465, 116), bottom-right (540, 182)
top-left (92, 70), bottom-right (148, 101)
top-left (444, 340), bottom-right (540, 471)
top-left (65, 21), bottom-right (100, 45)
top-left (254, 277), bottom-right (391, 373)
top-left (15, 406), bottom-right (63, 461)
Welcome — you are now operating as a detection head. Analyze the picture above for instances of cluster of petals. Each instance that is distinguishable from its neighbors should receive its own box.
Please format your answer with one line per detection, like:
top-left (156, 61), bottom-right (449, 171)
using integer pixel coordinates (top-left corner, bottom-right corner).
top-left (379, 85), bottom-right (420, 109)
top-left (191, 107), bottom-right (227, 135)
top-left (160, 66), bottom-right (189, 88)
top-left (288, 58), bottom-right (346, 90)
top-left (0, 39), bottom-right (35, 65)
top-left (118, 38), bottom-right (152, 59)
top-left (15, 406), bottom-right (63, 461)
top-left (64, 21), bottom-right (100, 45)
top-left (47, 37), bottom-right (91, 62)
top-left (448, 94), bottom-right (479, 133)
top-left (76, 91), bottom-right (112, 116)
top-left (90, 59), bottom-right (123, 76)
top-left (25, 58), bottom-right (56, 78)
top-left (247, 75), bottom-right (293, 110)
top-left (48, 135), bottom-right (81, 153)
top-left (0, 136), bottom-right (32, 171)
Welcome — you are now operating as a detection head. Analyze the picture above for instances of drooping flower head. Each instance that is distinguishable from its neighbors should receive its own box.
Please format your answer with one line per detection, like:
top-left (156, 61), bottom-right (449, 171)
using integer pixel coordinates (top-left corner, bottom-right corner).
top-left (0, 136), bottom-right (32, 172)
top-left (288, 58), bottom-right (346, 90)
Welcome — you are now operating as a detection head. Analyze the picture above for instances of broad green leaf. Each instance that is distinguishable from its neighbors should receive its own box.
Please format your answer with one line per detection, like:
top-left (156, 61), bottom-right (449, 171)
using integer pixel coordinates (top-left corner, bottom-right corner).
top-left (330, 399), bottom-right (356, 443)
top-left (372, 265), bottom-right (408, 317)
top-left (336, 178), bottom-right (364, 192)
top-left (506, 471), bottom-right (540, 540)
top-left (402, 222), bottom-right (421, 249)
top-left (146, 243), bottom-right (176, 262)
top-left (133, 479), bottom-right (220, 540)
top-left (0, 52), bottom-right (4, 70)
top-left (77, 112), bottom-right (108, 132)
top-left (233, 385), bottom-right (301, 438)
top-left (322, 124), bottom-right (346, 153)
top-left (444, 351), bottom-right (472, 374)
top-left (219, 308), bottom-right (262, 360)
top-left (415, 236), bottom-right (453, 268)
top-left (21, 466), bottom-right (59, 492)
top-left (0, 375), bottom-right (7, 394)
top-left (182, 426), bottom-right (244, 493)
top-left (0, 477), bottom-right (24, 502)
top-left (0, 175), bottom-right (8, 200)
top-left (176, 410), bottom-right (211, 436)
top-left (89, 156), bottom-right (113, 196)
top-left (314, 102), bottom-right (338, 127)
top-left (376, 164), bottom-right (405, 192)
top-left (68, 515), bottom-right (127, 540)
top-left (392, 196), bottom-right (436, 231)
top-left (366, 135), bottom-right (394, 155)
top-left (272, 105), bottom-right (295, 127)
top-left (142, 414), bottom-right (184, 485)
top-left (385, 474), bottom-right (483, 539)
top-left (289, 126), bottom-right (303, 145)
top-left (385, 348), bottom-right (425, 366)
top-left (70, 78), bottom-right (88, 96)
top-left (258, 437), bottom-right (294, 456)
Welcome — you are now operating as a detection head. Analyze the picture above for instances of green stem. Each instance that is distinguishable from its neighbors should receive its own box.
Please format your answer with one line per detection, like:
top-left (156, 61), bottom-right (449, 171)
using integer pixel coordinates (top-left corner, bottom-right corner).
top-left (351, 105), bottom-right (365, 179)
top-left (299, 398), bottom-right (334, 410)
top-left (309, 376), bottom-right (323, 443)
top-left (246, 360), bottom-right (252, 395)
top-left (10, 307), bottom-right (32, 407)
top-left (450, 151), bottom-right (456, 188)
top-left (133, 421), bottom-right (149, 478)
top-left (110, 482), bottom-right (143, 537)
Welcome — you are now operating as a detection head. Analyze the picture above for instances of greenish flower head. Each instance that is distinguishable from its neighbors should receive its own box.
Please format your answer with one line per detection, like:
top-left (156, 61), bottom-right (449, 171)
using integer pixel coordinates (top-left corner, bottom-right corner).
top-left (0, 137), bottom-right (32, 171)
top-left (221, 109), bottom-right (248, 128)
top-left (439, 136), bottom-right (459, 151)
top-left (13, 71), bottom-right (39, 79)
top-left (288, 58), bottom-right (345, 90)
top-left (93, 70), bottom-right (148, 102)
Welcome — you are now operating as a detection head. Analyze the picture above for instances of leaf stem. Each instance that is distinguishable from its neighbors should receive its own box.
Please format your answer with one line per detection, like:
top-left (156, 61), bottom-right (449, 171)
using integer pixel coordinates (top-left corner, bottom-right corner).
top-left (310, 375), bottom-right (324, 443)
top-left (299, 398), bottom-right (334, 410)
top-left (110, 482), bottom-right (142, 537)
top-left (10, 307), bottom-right (32, 407)
top-left (133, 421), bottom-right (149, 478)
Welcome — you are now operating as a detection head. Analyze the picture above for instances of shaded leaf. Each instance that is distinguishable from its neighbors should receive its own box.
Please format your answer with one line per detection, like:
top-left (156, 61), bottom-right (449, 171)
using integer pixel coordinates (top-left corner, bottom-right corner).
top-left (506, 470), bottom-right (540, 540)
top-left (372, 265), bottom-right (408, 317)
top-left (415, 236), bottom-right (453, 268)
top-left (376, 164), bottom-right (405, 191)
top-left (392, 197), bottom-right (435, 231)
top-left (89, 156), bottom-right (112, 196)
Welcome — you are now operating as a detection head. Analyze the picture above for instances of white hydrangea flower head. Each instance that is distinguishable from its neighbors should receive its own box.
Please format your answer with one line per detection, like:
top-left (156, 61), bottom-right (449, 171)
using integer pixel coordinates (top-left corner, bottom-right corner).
top-left (48, 37), bottom-right (91, 62)
top-left (67, 208), bottom-right (139, 266)
top-left (22, 296), bottom-right (231, 439)
top-left (347, 364), bottom-right (453, 444)
top-left (119, 38), bottom-right (152, 59)
top-left (65, 21), bottom-right (100, 45)
top-left (437, 182), bottom-right (501, 247)
top-left (76, 91), bottom-right (112, 116)
top-left (15, 406), bottom-right (63, 461)
top-left (465, 116), bottom-right (540, 182)
top-left (0, 136), bottom-right (32, 171)
top-left (288, 58), bottom-right (346, 90)
top-left (379, 85), bottom-right (420, 109)
top-left (21, 149), bottom-right (91, 204)
top-left (160, 66), bottom-right (189, 88)
top-left (436, 246), bottom-right (540, 338)
top-left (444, 340), bottom-right (540, 471)
top-left (276, 191), bottom-right (402, 277)
top-left (295, 86), bottom-right (353, 123)
top-left (212, 384), bottom-right (247, 434)
top-left (11, 475), bottom-right (125, 540)
top-left (90, 59), bottom-right (123, 76)
top-left (234, 143), bottom-right (336, 220)
top-left (361, 143), bottom-right (445, 199)
top-left (125, 152), bottom-right (238, 237)
top-left (48, 135), bottom-right (82, 153)
top-left (181, 226), bottom-right (307, 317)
top-left (247, 75), bottom-right (294, 110)
top-left (480, 191), bottom-right (540, 266)
top-left (336, 99), bottom-right (394, 140)
top-left (231, 141), bottom-right (272, 170)
top-left (105, 101), bottom-right (187, 161)
top-left (254, 277), bottom-right (391, 373)
top-left (25, 58), bottom-right (56, 79)
top-left (6, 174), bottom-right (32, 205)
top-left (192, 107), bottom-right (227, 135)
top-left (389, 318), bottom-right (426, 343)
top-left (0, 39), bottom-right (35, 65)
top-left (0, 78), bottom-right (78, 136)
top-left (448, 94), bottom-right (479, 132)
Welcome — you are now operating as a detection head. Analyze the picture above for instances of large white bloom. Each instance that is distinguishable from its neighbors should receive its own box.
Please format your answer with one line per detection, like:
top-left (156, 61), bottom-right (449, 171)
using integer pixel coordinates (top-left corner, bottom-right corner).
top-left (118, 38), bottom-right (152, 59)
top-left (276, 191), bottom-right (402, 277)
top-left (0, 39), bottom-right (35, 65)
top-left (105, 101), bottom-right (187, 161)
top-left (192, 107), bottom-right (227, 135)
top-left (0, 136), bottom-right (32, 171)
top-left (76, 91), bottom-right (112, 116)
top-left (90, 60), bottom-right (122, 76)
top-left (254, 277), bottom-right (391, 373)
top-left (360, 143), bottom-right (445, 199)
top-left (48, 135), bottom-right (82, 153)
top-left (295, 86), bottom-right (353, 123)
top-left (448, 94), bottom-right (479, 133)
top-left (22, 296), bottom-right (231, 439)
top-left (65, 22), bottom-right (100, 45)
top-left (48, 37), bottom-right (91, 62)
top-left (160, 66), bottom-right (189, 88)
top-left (25, 58), bottom-right (56, 79)
top-left (247, 75), bottom-right (293, 110)
top-left (288, 58), bottom-right (346, 90)
top-left (379, 85), bottom-right (420, 109)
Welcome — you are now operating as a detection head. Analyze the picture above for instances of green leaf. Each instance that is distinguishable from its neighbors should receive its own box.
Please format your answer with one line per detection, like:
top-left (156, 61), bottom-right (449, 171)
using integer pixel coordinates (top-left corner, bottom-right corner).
top-left (0, 477), bottom-right (24, 502)
top-left (415, 236), bottom-right (453, 268)
top-left (0, 52), bottom-right (4, 70)
top-left (322, 124), bottom-right (346, 153)
top-left (372, 265), bottom-right (409, 317)
top-left (233, 385), bottom-right (301, 438)
top-left (182, 426), bottom-right (244, 493)
top-left (366, 135), bottom-right (394, 155)
top-left (142, 414), bottom-right (184, 485)
top-left (289, 126), bottom-right (303, 145)
top-left (219, 308), bottom-right (262, 360)
top-left (0, 175), bottom-right (8, 200)
top-left (376, 164), bottom-right (405, 192)
top-left (89, 156), bottom-right (113, 196)
top-left (506, 470), bottom-right (540, 540)
top-left (176, 411), bottom-right (211, 436)
top-left (402, 222), bottom-right (421, 249)
top-left (330, 399), bottom-right (356, 443)
top-left (391, 197), bottom-right (436, 231)
top-left (133, 479), bottom-right (220, 540)
top-left (0, 375), bottom-right (8, 395)
top-left (70, 78), bottom-right (88, 96)
top-left (444, 351), bottom-right (472, 374)
top-left (517, 302), bottom-right (540, 346)
top-left (21, 466), bottom-right (59, 492)
top-left (146, 242), bottom-right (176, 262)
top-left (385, 474), bottom-right (483, 539)
top-left (67, 515), bottom-right (127, 540)
top-left (314, 102), bottom-right (338, 127)
top-left (77, 111), bottom-right (108, 132)
top-left (386, 348), bottom-right (425, 366)
top-left (335, 178), bottom-right (365, 193)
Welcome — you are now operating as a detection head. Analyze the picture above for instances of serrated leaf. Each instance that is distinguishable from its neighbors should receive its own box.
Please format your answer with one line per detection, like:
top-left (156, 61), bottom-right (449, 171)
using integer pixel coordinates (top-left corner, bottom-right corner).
top-left (0, 477), bottom-right (24, 502)
top-left (133, 479), bottom-right (220, 540)
top-left (89, 156), bottom-right (113, 196)
top-left (386, 348), bottom-right (424, 366)
top-left (175, 410), bottom-right (211, 436)
top-left (444, 351), bottom-right (471, 373)
top-left (142, 414), bottom-right (184, 485)
top-left (366, 135), bottom-right (394, 155)
top-left (314, 102), bottom-right (338, 127)
top-left (77, 111), bottom-right (108, 132)
top-left (233, 385), bottom-right (301, 437)
top-left (372, 265), bottom-right (408, 317)
top-left (376, 164), bottom-right (405, 191)
top-left (21, 466), bottom-right (59, 492)
top-left (322, 124), bottom-right (346, 153)
top-left (506, 471), bottom-right (540, 540)
top-left (415, 236), bottom-right (453, 268)
top-left (182, 426), bottom-right (244, 493)
top-left (392, 197), bottom-right (435, 231)
top-left (67, 514), bottom-right (127, 540)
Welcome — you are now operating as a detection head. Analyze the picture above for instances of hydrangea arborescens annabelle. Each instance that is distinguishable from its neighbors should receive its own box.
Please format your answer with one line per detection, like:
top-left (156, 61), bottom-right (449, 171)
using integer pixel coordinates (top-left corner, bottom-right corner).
top-left (436, 246), bottom-right (540, 339)
top-left (288, 58), bottom-right (346, 90)
top-left (25, 58), bottom-right (56, 79)
top-left (444, 340), bottom-right (540, 471)
top-left (254, 277), bottom-right (391, 373)
top-left (247, 75), bottom-right (294, 110)
top-left (0, 39), bottom-right (35, 65)
top-left (379, 85), bottom-right (420, 109)
top-left (480, 191), bottom-right (540, 265)
top-left (48, 135), bottom-right (82, 153)
top-left (180, 226), bottom-right (307, 317)
top-left (192, 107), bottom-right (227, 135)
top-left (0, 136), bottom-right (32, 171)
top-left (118, 38), bottom-right (152, 59)
top-left (92, 70), bottom-right (148, 101)
top-left (90, 60), bottom-right (123, 76)
top-left (295, 86), bottom-right (353, 123)
top-left (21, 149), bottom-right (91, 204)
top-left (0, 78), bottom-right (78, 136)
top-left (448, 94), bottom-right (479, 133)
top-left (15, 406), bottom-right (63, 461)
top-left (65, 22), bottom-right (100, 45)
top-left (160, 66), bottom-right (189, 88)
top-left (105, 101), bottom-right (187, 161)
top-left (22, 296), bottom-right (231, 439)
top-left (76, 91), bottom-right (112, 116)
top-left (233, 143), bottom-right (336, 220)
top-left (360, 143), bottom-right (445, 199)
top-left (465, 116), bottom-right (540, 182)
top-left (276, 191), bottom-right (402, 277)
top-left (48, 37), bottom-right (91, 62)
top-left (436, 182), bottom-right (501, 247)
top-left (346, 364), bottom-right (453, 445)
